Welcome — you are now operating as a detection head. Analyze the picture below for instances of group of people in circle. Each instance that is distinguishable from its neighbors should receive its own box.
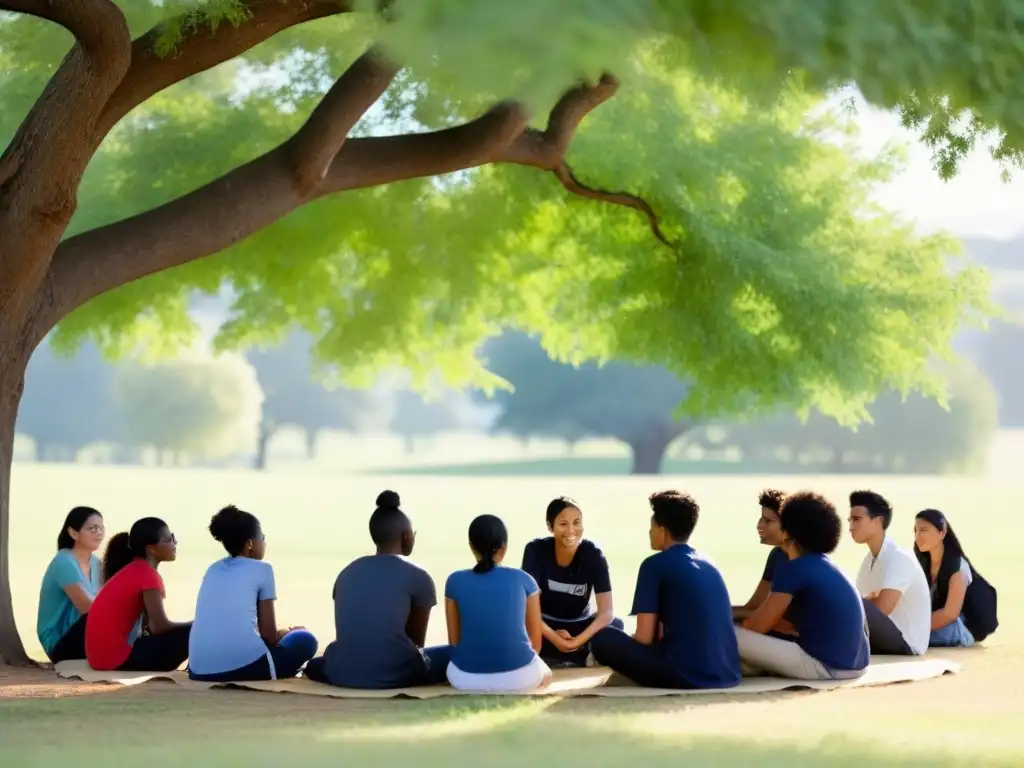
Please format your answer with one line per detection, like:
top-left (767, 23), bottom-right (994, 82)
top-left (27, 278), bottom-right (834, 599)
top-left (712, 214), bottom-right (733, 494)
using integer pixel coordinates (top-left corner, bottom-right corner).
top-left (36, 485), bottom-right (996, 693)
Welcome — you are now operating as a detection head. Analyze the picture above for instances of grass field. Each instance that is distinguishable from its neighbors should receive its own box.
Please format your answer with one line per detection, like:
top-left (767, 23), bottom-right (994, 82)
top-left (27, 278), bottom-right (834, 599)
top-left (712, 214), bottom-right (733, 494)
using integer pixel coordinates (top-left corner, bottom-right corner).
top-left (3, 464), bottom-right (1022, 766)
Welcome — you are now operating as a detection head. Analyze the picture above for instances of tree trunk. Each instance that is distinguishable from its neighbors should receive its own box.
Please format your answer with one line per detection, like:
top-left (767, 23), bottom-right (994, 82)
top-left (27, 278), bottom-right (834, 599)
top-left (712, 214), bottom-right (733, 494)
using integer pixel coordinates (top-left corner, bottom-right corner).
top-left (0, 354), bottom-right (31, 666)
top-left (254, 422), bottom-right (275, 470)
top-left (304, 429), bottom-right (318, 460)
top-left (628, 432), bottom-right (673, 475)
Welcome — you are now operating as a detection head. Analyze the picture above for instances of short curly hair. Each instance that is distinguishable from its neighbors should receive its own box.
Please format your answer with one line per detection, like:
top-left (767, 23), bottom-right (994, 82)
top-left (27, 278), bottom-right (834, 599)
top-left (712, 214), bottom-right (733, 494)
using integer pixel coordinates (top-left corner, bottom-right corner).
top-left (758, 489), bottom-right (786, 513)
top-left (779, 491), bottom-right (842, 555)
top-left (649, 490), bottom-right (699, 542)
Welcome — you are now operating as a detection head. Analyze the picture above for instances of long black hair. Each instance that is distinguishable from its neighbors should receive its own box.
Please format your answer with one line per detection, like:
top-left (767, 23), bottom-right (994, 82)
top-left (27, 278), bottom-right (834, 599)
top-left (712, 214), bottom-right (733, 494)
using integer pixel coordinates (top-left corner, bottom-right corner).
top-left (56, 506), bottom-right (102, 551)
top-left (103, 517), bottom-right (168, 582)
top-left (914, 508), bottom-right (968, 610)
top-left (469, 514), bottom-right (508, 574)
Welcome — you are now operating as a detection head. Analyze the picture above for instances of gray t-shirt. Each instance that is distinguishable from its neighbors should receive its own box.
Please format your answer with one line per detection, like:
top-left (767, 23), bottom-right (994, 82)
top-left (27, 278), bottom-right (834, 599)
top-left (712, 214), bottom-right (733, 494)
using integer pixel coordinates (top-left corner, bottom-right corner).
top-left (323, 554), bottom-right (437, 688)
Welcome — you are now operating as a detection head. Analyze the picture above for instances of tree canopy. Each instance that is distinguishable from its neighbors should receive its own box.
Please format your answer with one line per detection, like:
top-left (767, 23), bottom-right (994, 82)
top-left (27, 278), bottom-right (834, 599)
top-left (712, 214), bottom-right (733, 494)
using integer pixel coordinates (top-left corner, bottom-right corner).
top-left (478, 332), bottom-right (694, 474)
top-left (0, 0), bottom-right (1016, 662)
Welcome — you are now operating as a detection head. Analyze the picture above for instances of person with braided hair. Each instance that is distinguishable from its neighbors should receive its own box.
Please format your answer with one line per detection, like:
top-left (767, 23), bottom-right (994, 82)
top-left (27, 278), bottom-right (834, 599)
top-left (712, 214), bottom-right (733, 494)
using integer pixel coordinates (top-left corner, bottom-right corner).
top-left (444, 514), bottom-right (552, 692)
top-left (85, 517), bottom-right (192, 671)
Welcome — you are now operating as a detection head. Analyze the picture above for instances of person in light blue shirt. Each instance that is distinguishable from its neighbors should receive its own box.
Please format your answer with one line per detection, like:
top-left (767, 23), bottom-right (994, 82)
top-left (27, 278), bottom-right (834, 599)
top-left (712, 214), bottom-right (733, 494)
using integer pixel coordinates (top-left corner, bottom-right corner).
top-left (444, 514), bottom-right (552, 693)
top-left (37, 507), bottom-right (105, 663)
top-left (188, 505), bottom-right (317, 681)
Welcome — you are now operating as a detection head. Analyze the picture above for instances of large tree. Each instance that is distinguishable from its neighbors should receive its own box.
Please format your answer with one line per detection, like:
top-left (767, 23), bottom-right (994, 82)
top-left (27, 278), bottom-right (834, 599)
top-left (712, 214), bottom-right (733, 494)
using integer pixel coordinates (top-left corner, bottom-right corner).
top-left (478, 332), bottom-right (694, 474)
top-left (0, 2), bottom-right (1006, 662)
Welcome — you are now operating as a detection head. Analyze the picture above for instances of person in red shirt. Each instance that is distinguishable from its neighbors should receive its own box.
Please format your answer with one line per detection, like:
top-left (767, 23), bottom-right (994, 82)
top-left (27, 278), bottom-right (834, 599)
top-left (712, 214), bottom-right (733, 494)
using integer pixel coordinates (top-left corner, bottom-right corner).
top-left (86, 517), bottom-right (192, 671)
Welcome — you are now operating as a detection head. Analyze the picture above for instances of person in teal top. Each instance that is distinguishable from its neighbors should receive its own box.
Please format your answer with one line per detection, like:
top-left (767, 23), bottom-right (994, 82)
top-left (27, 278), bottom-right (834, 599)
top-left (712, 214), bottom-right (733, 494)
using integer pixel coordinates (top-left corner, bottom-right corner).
top-left (37, 507), bottom-right (105, 663)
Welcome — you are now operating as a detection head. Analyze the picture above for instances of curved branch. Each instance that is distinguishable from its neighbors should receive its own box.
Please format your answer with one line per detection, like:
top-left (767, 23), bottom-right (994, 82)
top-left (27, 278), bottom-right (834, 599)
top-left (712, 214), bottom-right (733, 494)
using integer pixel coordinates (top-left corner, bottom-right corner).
top-left (554, 163), bottom-right (672, 246)
top-left (0, 0), bottom-right (127, 64)
top-left (96, 0), bottom-right (353, 137)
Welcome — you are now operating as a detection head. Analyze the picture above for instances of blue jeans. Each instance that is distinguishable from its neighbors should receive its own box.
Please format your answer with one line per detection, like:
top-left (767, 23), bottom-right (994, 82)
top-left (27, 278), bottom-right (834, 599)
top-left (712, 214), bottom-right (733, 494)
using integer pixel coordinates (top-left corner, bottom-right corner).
top-left (541, 616), bottom-right (625, 667)
top-left (189, 629), bottom-right (319, 682)
top-left (930, 616), bottom-right (975, 648)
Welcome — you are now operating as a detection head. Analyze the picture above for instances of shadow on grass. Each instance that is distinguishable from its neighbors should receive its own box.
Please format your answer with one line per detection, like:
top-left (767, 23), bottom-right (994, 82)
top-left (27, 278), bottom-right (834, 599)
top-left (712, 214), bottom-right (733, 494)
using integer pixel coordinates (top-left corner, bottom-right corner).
top-left (1, 690), bottom-right (1014, 767)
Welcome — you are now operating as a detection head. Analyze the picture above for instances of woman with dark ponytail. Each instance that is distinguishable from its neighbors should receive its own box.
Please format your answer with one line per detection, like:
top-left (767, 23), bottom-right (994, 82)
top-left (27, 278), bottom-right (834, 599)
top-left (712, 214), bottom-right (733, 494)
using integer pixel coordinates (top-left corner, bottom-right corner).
top-left (188, 505), bottom-right (318, 681)
top-left (86, 518), bottom-right (192, 671)
top-left (36, 507), bottom-right (105, 663)
top-left (444, 514), bottom-right (551, 692)
top-left (913, 509), bottom-right (990, 647)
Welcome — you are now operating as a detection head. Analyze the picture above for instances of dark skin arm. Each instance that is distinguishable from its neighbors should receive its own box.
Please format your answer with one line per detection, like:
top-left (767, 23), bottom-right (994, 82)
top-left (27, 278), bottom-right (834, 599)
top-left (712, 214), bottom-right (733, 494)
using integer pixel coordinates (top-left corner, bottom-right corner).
top-left (634, 613), bottom-right (658, 645)
top-left (405, 605), bottom-right (432, 648)
top-left (733, 579), bottom-right (771, 620)
top-left (257, 599), bottom-right (282, 647)
top-left (741, 592), bottom-right (795, 635)
top-left (141, 590), bottom-right (190, 635)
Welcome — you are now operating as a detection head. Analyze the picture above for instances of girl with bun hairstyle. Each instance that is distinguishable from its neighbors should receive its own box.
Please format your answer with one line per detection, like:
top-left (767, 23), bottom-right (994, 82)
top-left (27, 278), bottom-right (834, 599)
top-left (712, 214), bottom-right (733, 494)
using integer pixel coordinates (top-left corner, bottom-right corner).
top-left (305, 491), bottom-right (451, 689)
top-left (444, 514), bottom-right (552, 692)
top-left (188, 505), bottom-right (318, 681)
top-left (37, 506), bottom-right (105, 663)
top-left (86, 517), bottom-right (192, 671)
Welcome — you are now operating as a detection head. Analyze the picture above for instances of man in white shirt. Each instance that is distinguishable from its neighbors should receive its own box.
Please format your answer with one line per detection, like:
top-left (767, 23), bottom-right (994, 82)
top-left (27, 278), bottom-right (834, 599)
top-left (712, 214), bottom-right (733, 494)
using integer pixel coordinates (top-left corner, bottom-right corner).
top-left (848, 490), bottom-right (931, 655)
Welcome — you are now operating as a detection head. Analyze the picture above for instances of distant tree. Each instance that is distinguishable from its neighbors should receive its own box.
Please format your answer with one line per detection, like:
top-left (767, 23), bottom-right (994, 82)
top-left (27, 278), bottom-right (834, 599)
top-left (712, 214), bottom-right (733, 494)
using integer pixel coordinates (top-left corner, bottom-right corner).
top-left (16, 342), bottom-right (117, 462)
top-left (976, 320), bottom-right (1024, 427)
top-left (478, 332), bottom-right (693, 474)
top-left (727, 363), bottom-right (998, 474)
top-left (113, 352), bottom-right (263, 465)
top-left (390, 390), bottom-right (464, 454)
top-left (246, 334), bottom-right (391, 469)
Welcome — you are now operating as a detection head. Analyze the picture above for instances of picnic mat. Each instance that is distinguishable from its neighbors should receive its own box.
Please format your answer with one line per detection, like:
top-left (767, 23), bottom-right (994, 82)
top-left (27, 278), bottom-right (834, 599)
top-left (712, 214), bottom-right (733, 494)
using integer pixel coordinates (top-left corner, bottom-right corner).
top-left (54, 655), bottom-right (960, 699)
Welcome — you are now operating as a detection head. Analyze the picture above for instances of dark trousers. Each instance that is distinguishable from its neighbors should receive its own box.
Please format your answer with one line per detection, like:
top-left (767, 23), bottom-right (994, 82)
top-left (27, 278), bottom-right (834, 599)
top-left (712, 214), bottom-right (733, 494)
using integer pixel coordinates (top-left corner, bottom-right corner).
top-left (48, 613), bottom-right (88, 664)
top-left (541, 616), bottom-right (625, 667)
top-left (862, 598), bottom-right (914, 655)
top-left (590, 626), bottom-right (695, 689)
top-left (305, 644), bottom-right (451, 689)
top-left (118, 624), bottom-right (192, 672)
top-left (189, 630), bottom-right (319, 682)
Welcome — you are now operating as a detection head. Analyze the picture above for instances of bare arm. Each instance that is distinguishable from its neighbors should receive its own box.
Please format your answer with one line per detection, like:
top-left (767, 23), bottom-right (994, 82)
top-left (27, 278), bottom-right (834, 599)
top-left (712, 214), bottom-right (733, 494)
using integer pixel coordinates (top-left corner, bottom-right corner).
top-left (445, 598), bottom-right (460, 646)
top-left (733, 579), bottom-right (771, 620)
top-left (141, 590), bottom-right (188, 635)
top-left (932, 572), bottom-right (968, 630)
top-left (741, 592), bottom-right (794, 635)
top-left (525, 593), bottom-right (544, 652)
top-left (567, 592), bottom-right (614, 647)
top-left (868, 589), bottom-right (903, 617)
top-left (62, 583), bottom-right (94, 615)
top-left (405, 605), bottom-right (432, 648)
top-left (634, 613), bottom-right (658, 646)
top-left (256, 599), bottom-right (280, 647)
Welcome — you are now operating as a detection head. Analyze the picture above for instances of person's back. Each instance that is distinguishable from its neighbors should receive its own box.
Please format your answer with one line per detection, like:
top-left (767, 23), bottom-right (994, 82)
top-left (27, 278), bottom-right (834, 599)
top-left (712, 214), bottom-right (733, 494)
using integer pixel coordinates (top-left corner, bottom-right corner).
top-left (643, 545), bottom-right (741, 688)
top-left (445, 565), bottom-right (537, 674)
top-left (778, 554), bottom-right (869, 672)
top-left (189, 557), bottom-right (275, 676)
top-left (325, 554), bottom-right (437, 687)
top-left (86, 558), bottom-right (162, 670)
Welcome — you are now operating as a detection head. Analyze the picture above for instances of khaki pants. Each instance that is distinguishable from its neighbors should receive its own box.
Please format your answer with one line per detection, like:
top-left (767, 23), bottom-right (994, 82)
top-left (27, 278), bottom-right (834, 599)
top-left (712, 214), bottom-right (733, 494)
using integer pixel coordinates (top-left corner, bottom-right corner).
top-left (735, 627), bottom-right (865, 681)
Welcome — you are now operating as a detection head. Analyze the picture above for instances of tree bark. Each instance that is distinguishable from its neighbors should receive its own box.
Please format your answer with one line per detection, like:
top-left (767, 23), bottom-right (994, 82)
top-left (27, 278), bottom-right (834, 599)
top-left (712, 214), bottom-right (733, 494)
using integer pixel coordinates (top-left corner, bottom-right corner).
top-left (304, 429), bottom-right (319, 460)
top-left (0, 346), bottom-right (31, 665)
top-left (628, 433), bottom-right (673, 475)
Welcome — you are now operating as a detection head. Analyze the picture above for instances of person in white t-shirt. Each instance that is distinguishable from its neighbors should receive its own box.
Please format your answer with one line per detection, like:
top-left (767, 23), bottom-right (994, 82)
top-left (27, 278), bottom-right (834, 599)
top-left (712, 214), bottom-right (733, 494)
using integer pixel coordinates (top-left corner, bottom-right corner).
top-left (913, 509), bottom-right (977, 648)
top-left (848, 490), bottom-right (930, 656)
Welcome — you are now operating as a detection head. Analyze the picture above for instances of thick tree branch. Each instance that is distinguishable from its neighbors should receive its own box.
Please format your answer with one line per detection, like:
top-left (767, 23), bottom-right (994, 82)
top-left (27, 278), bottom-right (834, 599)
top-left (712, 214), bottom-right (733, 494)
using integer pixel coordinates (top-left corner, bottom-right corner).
top-left (0, 0), bottom-right (127, 64)
top-left (287, 46), bottom-right (400, 194)
top-left (95, 0), bottom-right (354, 137)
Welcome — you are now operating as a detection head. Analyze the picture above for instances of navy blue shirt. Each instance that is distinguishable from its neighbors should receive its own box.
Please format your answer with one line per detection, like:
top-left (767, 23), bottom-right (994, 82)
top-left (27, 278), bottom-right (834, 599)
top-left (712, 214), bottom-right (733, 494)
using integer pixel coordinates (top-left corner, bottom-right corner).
top-left (445, 565), bottom-right (539, 674)
top-left (762, 547), bottom-right (788, 584)
top-left (631, 544), bottom-right (741, 689)
top-left (521, 537), bottom-right (612, 622)
top-left (772, 554), bottom-right (870, 672)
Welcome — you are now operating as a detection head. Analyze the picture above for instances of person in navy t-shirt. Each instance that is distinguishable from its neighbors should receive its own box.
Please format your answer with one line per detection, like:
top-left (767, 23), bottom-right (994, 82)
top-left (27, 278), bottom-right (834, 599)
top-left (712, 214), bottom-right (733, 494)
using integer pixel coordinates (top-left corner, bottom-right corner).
top-left (521, 496), bottom-right (624, 667)
top-left (733, 489), bottom-right (788, 621)
top-left (737, 491), bottom-right (869, 680)
top-left (590, 490), bottom-right (741, 689)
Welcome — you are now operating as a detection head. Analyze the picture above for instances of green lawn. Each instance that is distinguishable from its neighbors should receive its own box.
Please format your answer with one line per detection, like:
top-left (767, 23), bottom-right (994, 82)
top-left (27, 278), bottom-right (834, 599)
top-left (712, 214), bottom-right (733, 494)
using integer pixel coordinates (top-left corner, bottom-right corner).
top-left (4, 464), bottom-right (1022, 765)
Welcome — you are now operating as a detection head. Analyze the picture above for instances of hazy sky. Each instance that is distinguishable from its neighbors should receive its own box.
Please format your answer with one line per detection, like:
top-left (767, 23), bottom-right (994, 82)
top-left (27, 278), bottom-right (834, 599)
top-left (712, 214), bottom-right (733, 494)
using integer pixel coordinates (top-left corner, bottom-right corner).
top-left (854, 103), bottom-right (1022, 239)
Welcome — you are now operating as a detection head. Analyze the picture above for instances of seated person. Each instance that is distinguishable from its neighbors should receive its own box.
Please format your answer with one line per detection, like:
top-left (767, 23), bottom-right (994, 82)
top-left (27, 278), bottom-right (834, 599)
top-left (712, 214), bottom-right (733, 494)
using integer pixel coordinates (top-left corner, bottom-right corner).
top-left (305, 491), bottom-right (449, 688)
top-left (737, 491), bottom-right (870, 680)
top-left (37, 507), bottom-right (105, 663)
top-left (445, 514), bottom-right (552, 693)
top-left (85, 517), bottom-right (192, 672)
top-left (521, 496), bottom-right (623, 667)
top-left (733, 489), bottom-right (788, 621)
top-left (188, 505), bottom-right (318, 681)
top-left (849, 490), bottom-right (930, 656)
top-left (913, 509), bottom-right (982, 647)
top-left (590, 491), bottom-right (741, 690)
